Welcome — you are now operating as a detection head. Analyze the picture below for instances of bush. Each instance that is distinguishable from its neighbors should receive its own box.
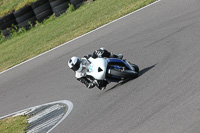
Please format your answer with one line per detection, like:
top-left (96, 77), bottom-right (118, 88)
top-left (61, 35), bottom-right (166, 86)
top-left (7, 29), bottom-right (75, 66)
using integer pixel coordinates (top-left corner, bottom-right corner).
top-left (67, 3), bottom-right (76, 13)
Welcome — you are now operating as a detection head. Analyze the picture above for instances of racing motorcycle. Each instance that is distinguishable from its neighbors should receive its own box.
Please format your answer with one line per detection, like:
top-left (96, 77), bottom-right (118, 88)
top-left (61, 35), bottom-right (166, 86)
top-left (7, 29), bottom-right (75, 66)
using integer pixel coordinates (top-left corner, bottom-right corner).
top-left (86, 57), bottom-right (139, 83)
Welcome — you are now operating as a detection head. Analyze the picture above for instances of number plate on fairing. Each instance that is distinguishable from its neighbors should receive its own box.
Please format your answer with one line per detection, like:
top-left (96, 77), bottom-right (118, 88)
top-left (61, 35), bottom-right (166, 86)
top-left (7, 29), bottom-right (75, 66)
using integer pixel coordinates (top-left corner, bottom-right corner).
top-left (88, 64), bottom-right (94, 72)
top-left (86, 58), bottom-right (108, 80)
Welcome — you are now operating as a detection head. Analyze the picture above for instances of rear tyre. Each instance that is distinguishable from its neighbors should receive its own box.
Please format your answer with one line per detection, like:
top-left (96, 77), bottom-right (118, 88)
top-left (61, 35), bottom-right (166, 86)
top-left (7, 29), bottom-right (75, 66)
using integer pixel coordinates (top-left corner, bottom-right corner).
top-left (110, 68), bottom-right (138, 79)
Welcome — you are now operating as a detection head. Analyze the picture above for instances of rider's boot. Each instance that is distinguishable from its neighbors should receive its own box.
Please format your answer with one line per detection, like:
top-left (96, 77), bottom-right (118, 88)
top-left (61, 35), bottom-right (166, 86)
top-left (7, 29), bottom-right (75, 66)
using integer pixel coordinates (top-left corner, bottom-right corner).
top-left (99, 86), bottom-right (106, 91)
top-left (99, 47), bottom-right (123, 59)
top-left (110, 52), bottom-right (123, 59)
top-left (93, 80), bottom-right (108, 90)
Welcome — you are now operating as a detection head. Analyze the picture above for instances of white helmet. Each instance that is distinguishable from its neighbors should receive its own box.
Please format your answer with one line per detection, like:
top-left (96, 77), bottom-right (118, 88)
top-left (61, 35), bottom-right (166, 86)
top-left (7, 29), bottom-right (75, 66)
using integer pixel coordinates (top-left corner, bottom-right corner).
top-left (68, 56), bottom-right (82, 71)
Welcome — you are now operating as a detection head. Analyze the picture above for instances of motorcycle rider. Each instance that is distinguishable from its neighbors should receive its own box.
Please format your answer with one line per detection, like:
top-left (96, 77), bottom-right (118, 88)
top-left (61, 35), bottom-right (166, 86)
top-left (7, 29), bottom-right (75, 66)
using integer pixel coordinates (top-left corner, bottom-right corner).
top-left (68, 48), bottom-right (123, 90)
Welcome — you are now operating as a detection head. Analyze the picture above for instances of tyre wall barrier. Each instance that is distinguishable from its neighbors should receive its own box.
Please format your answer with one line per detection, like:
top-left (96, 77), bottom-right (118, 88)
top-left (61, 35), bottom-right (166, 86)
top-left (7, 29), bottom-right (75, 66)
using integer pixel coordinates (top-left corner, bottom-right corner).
top-left (32, 0), bottom-right (53, 22)
top-left (14, 5), bottom-right (36, 29)
top-left (0, 13), bottom-right (17, 38)
top-left (70, 0), bottom-right (84, 8)
top-left (50, 0), bottom-right (70, 17)
top-left (0, 0), bottom-right (87, 38)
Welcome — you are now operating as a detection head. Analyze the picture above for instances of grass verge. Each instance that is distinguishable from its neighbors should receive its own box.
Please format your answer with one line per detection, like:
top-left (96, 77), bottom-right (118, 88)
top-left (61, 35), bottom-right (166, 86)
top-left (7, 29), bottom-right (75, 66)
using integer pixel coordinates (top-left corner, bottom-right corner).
top-left (0, 0), bottom-right (36, 17)
top-left (0, 0), bottom-right (156, 72)
top-left (0, 115), bottom-right (29, 133)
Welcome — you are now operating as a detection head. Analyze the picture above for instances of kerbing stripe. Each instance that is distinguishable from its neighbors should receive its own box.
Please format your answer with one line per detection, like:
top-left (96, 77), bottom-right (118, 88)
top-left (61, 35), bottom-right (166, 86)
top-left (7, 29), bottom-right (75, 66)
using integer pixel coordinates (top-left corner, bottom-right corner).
top-left (0, 100), bottom-right (73, 133)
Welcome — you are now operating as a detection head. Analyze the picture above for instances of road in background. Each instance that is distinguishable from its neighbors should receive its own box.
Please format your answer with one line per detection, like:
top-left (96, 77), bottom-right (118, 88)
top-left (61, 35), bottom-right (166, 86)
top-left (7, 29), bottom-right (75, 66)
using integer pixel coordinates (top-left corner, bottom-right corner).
top-left (1, 0), bottom-right (200, 132)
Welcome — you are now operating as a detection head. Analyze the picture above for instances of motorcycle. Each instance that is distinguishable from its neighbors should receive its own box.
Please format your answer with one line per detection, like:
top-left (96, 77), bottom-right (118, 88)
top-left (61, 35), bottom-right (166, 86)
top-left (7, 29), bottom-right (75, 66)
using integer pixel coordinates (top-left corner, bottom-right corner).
top-left (86, 57), bottom-right (139, 83)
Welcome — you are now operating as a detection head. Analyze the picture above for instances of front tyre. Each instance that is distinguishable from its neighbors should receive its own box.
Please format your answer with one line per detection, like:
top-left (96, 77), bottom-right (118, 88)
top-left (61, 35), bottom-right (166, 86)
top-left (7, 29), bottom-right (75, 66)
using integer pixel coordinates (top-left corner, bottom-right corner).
top-left (131, 64), bottom-right (139, 72)
top-left (110, 68), bottom-right (138, 79)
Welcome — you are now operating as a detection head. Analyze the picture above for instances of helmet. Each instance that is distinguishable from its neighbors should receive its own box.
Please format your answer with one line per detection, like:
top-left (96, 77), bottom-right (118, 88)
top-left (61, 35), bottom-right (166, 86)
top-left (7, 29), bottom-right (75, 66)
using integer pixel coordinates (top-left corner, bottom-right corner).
top-left (68, 56), bottom-right (81, 71)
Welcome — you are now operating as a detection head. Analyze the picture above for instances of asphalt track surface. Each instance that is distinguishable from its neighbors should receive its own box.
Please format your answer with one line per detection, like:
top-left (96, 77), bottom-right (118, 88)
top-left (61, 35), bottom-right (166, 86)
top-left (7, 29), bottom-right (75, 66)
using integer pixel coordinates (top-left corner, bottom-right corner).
top-left (1, 0), bottom-right (200, 132)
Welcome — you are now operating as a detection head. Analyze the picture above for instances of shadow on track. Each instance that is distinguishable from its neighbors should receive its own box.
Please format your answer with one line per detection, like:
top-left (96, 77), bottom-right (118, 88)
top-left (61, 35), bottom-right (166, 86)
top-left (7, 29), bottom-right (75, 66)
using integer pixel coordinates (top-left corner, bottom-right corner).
top-left (138, 64), bottom-right (156, 77)
top-left (105, 64), bottom-right (156, 92)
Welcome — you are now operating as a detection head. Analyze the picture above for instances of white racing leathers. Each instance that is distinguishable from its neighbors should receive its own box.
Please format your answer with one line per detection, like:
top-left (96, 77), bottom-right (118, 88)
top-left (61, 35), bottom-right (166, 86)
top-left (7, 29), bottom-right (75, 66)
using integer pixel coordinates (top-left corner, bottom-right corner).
top-left (75, 48), bottom-right (122, 90)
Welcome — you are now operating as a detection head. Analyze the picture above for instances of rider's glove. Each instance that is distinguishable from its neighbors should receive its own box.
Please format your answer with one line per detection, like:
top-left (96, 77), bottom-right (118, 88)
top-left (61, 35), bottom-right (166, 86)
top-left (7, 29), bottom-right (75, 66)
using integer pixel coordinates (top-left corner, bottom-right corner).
top-left (88, 83), bottom-right (95, 89)
top-left (95, 50), bottom-right (104, 57)
top-left (84, 54), bottom-right (92, 59)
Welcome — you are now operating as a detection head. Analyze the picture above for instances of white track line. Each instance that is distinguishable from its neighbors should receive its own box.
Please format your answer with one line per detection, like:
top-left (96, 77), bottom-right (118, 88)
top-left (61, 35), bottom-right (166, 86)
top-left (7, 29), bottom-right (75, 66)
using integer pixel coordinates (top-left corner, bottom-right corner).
top-left (0, 0), bottom-right (161, 75)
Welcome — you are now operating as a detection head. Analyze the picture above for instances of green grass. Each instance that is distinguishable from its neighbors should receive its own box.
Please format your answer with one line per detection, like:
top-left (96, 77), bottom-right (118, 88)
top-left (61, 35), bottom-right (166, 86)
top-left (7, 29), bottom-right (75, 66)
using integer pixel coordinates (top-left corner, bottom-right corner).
top-left (0, 115), bottom-right (29, 133)
top-left (0, 0), bottom-right (156, 72)
top-left (0, 0), bottom-right (36, 17)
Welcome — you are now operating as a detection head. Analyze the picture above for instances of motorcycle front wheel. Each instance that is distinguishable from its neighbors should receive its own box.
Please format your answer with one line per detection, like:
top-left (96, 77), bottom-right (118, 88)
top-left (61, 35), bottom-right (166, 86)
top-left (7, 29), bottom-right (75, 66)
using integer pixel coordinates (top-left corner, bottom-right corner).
top-left (131, 64), bottom-right (139, 72)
